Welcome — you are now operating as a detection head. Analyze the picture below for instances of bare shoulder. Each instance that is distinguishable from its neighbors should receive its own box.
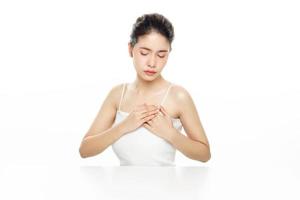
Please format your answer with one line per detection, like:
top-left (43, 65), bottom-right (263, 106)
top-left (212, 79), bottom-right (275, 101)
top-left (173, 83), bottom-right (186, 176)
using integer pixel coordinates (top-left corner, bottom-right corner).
top-left (170, 83), bottom-right (210, 148)
top-left (108, 83), bottom-right (125, 110)
top-left (169, 84), bottom-right (192, 115)
top-left (170, 84), bottom-right (190, 100)
top-left (82, 83), bottom-right (124, 138)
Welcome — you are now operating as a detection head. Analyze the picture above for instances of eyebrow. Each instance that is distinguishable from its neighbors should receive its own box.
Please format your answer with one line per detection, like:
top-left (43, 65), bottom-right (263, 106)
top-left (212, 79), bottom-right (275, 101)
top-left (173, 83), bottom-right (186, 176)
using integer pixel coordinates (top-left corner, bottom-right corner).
top-left (139, 47), bottom-right (169, 53)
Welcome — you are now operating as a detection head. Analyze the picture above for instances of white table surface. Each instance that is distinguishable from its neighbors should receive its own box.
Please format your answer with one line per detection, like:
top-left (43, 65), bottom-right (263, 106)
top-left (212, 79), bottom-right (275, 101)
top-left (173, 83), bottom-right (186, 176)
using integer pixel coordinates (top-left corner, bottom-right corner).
top-left (1, 162), bottom-right (299, 200)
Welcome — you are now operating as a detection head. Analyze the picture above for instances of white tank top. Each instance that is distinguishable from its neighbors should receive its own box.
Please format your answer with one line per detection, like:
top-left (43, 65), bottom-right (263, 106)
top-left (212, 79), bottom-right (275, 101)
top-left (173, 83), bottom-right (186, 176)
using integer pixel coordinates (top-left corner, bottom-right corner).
top-left (111, 82), bottom-right (183, 166)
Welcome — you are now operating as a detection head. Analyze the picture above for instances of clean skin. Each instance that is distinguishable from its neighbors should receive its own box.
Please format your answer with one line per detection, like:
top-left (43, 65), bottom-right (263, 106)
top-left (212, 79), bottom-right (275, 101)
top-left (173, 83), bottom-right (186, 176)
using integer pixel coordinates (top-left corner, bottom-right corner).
top-left (79, 31), bottom-right (211, 162)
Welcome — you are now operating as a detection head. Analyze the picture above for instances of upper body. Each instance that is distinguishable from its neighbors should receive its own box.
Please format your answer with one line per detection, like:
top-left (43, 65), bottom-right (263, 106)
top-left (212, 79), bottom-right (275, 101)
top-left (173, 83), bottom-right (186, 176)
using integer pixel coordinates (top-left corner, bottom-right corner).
top-left (82, 80), bottom-right (210, 164)
top-left (113, 81), bottom-right (183, 165)
top-left (79, 13), bottom-right (211, 164)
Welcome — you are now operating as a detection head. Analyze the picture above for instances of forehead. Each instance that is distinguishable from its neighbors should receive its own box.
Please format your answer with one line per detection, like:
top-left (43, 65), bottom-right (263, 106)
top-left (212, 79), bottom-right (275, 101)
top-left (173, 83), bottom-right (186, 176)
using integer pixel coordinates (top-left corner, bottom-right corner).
top-left (135, 32), bottom-right (170, 51)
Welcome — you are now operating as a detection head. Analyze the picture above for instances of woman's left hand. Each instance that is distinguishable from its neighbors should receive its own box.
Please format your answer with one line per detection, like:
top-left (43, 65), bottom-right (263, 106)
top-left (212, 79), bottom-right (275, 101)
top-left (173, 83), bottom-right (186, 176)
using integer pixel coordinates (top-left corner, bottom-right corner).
top-left (143, 105), bottom-right (175, 141)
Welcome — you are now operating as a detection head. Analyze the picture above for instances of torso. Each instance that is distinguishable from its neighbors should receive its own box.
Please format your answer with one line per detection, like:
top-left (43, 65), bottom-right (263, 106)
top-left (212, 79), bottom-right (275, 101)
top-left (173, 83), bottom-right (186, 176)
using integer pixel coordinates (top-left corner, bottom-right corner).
top-left (111, 81), bottom-right (183, 166)
top-left (114, 82), bottom-right (181, 119)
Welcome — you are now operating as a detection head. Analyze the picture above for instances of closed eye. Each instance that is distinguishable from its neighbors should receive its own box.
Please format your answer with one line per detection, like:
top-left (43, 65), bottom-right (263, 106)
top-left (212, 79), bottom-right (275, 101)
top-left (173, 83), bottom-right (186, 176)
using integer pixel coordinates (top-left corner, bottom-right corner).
top-left (140, 52), bottom-right (149, 56)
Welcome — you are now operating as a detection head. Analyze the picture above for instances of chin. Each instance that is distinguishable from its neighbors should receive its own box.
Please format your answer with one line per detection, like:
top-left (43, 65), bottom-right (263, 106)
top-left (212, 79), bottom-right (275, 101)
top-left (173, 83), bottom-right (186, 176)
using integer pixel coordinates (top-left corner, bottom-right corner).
top-left (143, 74), bottom-right (159, 81)
top-left (142, 77), bottom-right (155, 82)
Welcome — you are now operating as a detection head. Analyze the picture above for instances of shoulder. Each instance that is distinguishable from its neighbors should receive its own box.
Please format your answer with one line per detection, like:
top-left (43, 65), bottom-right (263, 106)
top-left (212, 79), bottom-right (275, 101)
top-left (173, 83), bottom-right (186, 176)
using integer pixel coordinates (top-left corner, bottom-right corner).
top-left (110, 83), bottom-right (125, 95)
top-left (170, 83), bottom-right (192, 102)
top-left (169, 83), bottom-right (194, 115)
top-left (106, 83), bottom-right (126, 109)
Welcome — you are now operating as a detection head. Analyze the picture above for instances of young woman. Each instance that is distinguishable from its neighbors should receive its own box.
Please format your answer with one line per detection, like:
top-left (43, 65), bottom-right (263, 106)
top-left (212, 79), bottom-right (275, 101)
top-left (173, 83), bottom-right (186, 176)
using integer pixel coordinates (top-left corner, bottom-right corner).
top-left (79, 13), bottom-right (211, 166)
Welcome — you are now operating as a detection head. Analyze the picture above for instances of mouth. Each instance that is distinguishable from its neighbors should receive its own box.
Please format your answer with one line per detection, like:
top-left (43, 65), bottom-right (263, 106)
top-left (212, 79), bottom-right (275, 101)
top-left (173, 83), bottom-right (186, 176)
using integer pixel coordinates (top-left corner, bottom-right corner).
top-left (144, 70), bottom-right (157, 76)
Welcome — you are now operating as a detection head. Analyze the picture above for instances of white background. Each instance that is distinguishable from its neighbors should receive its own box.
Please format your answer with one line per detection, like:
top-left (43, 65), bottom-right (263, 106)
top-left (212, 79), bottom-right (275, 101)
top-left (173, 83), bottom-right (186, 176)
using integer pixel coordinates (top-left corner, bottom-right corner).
top-left (0, 0), bottom-right (299, 199)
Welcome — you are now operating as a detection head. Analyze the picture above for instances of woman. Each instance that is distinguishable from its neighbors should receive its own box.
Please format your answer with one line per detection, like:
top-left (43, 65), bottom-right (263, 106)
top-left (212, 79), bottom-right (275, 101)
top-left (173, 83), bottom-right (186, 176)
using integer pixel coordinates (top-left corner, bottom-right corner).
top-left (79, 13), bottom-right (211, 166)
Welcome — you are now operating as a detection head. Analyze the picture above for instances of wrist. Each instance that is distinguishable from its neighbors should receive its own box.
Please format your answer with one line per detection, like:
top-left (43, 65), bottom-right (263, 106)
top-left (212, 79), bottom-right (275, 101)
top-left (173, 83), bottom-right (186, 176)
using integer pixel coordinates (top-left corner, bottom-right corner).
top-left (115, 122), bottom-right (127, 137)
top-left (167, 127), bottom-right (178, 143)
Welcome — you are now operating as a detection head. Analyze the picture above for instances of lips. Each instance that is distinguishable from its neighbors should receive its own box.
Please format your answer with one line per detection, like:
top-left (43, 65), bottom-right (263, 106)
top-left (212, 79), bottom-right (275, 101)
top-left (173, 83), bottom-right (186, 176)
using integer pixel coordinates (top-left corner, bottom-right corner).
top-left (144, 70), bottom-right (157, 76)
top-left (144, 70), bottom-right (156, 73)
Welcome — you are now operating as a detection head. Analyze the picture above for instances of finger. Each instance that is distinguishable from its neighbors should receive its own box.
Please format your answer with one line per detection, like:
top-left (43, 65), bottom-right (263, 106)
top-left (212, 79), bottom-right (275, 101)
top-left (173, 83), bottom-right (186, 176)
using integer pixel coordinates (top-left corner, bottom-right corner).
top-left (144, 109), bottom-right (159, 115)
top-left (143, 111), bottom-right (159, 121)
top-left (141, 106), bottom-right (159, 115)
top-left (143, 122), bottom-right (151, 130)
top-left (135, 104), bottom-right (152, 112)
top-left (148, 118), bottom-right (153, 124)
top-left (159, 106), bottom-right (168, 116)
top-left (141, 109), bottom-right (158, 119)
top-left (135, 104), bottom-right (159, 114)
top-left (148, 104), bottom-right (159, 109)
top-left (142, 113), bottom-right (157, 123)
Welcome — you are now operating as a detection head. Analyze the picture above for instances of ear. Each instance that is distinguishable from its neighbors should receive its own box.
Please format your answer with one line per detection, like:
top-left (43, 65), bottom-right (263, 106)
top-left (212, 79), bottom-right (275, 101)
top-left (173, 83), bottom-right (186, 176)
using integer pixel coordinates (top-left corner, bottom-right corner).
top-left (128, 42), bottom-right (133, 57)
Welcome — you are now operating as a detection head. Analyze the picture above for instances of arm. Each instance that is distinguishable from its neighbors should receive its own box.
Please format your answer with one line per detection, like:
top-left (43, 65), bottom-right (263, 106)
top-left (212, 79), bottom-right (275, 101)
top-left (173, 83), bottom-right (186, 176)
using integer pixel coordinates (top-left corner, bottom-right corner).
top-left (168, 86), bottom-right (211, 162)
top-left (79, 84), bottom-right (125, 158)
top-left (79, 122), bottom-right (126, 158)
top-left (168, 128), bottom-right (211, 162)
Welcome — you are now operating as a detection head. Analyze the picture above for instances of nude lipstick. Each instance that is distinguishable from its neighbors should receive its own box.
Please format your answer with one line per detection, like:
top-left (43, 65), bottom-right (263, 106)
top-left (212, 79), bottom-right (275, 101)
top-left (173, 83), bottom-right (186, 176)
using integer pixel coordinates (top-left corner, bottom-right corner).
top-left (144, 70), bottom-right (157, 76)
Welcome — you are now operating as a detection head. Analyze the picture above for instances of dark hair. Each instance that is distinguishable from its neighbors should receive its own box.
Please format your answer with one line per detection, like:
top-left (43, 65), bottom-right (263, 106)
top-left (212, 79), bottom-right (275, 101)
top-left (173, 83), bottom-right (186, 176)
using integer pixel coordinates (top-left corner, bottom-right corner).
top-left (129, 13), bottom-right (174, 50)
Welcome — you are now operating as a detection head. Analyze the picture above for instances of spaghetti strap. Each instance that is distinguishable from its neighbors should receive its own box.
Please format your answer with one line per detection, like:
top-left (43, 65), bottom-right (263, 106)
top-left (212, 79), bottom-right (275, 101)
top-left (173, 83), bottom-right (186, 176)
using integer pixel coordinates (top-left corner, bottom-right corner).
top-left (118, 83), bottom-right (127, 110)
top-left (159, 83), bottom-right (173, 106)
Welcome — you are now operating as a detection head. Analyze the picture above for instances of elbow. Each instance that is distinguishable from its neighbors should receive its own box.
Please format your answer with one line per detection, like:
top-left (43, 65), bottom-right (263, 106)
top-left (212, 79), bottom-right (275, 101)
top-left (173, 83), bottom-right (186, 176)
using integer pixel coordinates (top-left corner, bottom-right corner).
top-left (197, 149), bottom-right (211, 163)
top-left (79, 148), bottom-right (87, 158)
top-left (79, 141), bottom-right (89, 158)
top-left (79, 147), bottom-right (87, 158)
top-left (191, 151), bottom-right (211, 163)
top-left (203, 149), bottom-right (211, 162)
top-left (202, 152), bottom-right (211, 162)
top-left (194, 141), bottom-right (211, 163)
top-left (201, 143), bottom-right (211, 162)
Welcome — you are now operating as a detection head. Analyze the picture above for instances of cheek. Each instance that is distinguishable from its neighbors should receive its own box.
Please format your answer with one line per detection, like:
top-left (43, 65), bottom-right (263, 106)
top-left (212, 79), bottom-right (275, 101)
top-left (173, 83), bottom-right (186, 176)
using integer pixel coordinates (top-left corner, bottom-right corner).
top-left (134, 55), bottom-right (147, 66)
top-left (157, 58), bottom-right (168, 67)
top-left (133, 60), bottom-right (143, 72)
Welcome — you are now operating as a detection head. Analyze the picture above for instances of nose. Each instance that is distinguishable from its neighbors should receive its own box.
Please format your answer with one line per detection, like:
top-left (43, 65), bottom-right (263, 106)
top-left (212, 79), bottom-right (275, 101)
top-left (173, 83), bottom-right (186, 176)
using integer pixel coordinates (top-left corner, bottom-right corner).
top-left (147, 54), bottom-right (157, 68)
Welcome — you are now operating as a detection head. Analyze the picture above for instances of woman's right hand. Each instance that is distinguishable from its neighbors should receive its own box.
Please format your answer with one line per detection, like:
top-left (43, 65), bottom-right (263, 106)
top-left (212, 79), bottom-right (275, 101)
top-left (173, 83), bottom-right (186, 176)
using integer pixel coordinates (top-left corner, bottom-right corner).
top-left (120, 103), bottom-right (160, 134)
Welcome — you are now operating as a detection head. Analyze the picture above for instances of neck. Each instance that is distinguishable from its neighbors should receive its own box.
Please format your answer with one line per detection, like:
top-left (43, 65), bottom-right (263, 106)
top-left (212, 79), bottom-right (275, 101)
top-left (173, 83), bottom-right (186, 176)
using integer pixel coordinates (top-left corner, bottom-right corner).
top-left (132, 74), bottom-right (169, 96)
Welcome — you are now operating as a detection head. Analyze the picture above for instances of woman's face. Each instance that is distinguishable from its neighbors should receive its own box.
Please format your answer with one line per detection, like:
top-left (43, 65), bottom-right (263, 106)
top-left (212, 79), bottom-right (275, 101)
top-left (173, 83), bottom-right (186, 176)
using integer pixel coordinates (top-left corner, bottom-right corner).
top-left (128, 31), bottom-right (171, 81)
